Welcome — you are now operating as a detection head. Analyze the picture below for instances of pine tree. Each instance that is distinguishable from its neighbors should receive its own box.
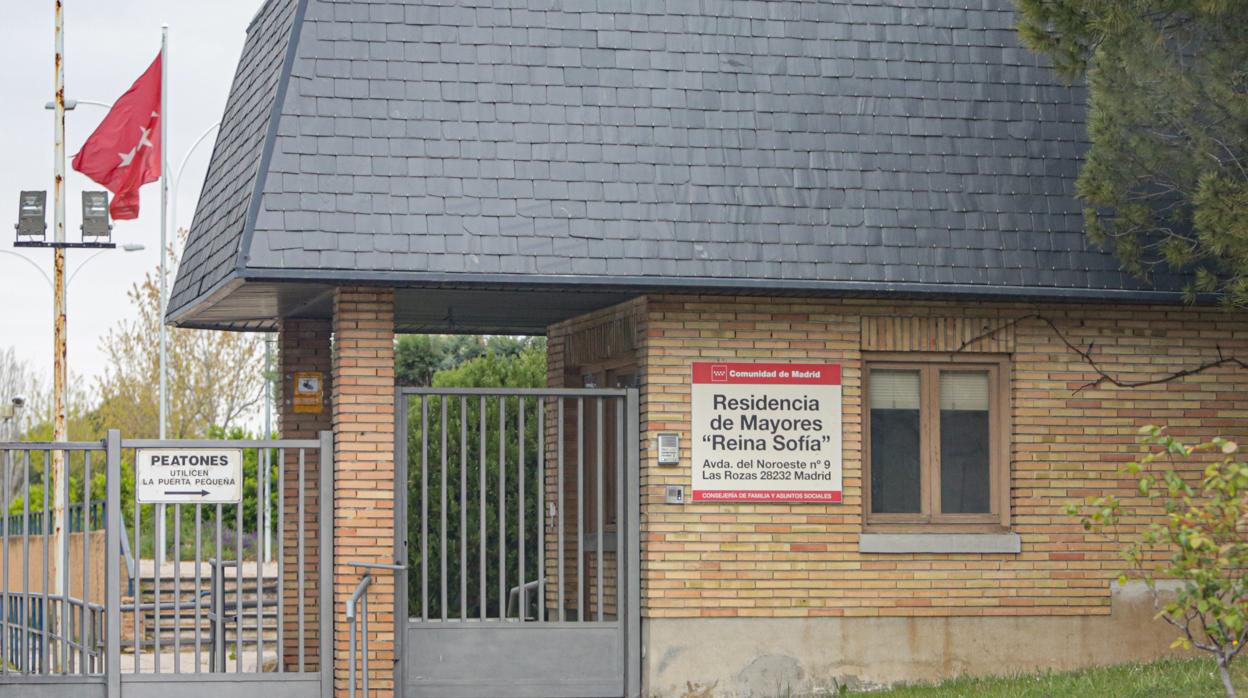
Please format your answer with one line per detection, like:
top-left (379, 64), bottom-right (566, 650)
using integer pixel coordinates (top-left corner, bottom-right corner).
top-left (1016, 1), bottom-right (1248, 304)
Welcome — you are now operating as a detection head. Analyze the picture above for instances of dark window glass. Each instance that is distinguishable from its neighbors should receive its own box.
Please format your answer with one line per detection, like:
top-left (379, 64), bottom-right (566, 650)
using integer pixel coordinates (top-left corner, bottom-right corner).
top-left (939, 371), bottom-right (991, 514)
top-left (870, 370), bottom-right (921, 514)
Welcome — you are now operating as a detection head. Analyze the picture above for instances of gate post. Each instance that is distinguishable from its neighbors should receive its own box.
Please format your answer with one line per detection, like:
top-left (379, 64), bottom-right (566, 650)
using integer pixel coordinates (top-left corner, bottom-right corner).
top-left (105, 429), bottom-right (121, 698)
top-left (319, 430), bottom-right (334, 698)
top-left (625, 389), bottom-right (642, 698)
top-left (331, 288), bottom-right (397, 698)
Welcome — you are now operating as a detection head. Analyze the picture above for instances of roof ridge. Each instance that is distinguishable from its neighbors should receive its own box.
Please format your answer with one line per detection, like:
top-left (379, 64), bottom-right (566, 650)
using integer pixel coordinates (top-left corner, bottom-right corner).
top-left (234, 0), bottom-right (310, 281)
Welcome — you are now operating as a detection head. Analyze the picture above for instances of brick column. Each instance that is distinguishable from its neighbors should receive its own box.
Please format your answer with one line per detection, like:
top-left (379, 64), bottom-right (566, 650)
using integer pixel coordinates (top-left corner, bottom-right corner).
top-left (331, 288), bottom-right (396, 697)
top-left (277, 318), bottom-right (332, 671)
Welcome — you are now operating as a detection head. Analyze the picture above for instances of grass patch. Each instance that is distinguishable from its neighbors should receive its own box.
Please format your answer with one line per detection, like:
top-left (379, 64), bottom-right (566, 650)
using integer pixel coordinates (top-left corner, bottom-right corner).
top-left (851, 657), bottom-right (1246, 697)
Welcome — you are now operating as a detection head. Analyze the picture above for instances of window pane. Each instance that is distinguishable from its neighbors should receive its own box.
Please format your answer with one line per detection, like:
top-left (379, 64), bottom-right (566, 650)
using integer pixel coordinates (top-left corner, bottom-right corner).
top-left (940, 371), bottom-right (991, 514)
top-left (870, 370), bottom-right (921, 514)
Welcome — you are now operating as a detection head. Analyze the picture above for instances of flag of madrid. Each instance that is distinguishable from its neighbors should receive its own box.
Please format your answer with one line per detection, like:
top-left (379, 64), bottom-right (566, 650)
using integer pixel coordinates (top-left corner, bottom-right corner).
top-left (71, 54), bottom-right (161, 220)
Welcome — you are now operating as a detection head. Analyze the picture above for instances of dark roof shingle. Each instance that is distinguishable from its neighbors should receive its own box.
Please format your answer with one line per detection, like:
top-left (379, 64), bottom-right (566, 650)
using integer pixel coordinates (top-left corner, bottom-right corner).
top-left (169, 0), bottom-right (301, 313)
top-left (171, 0), bottom-right (1185, 324)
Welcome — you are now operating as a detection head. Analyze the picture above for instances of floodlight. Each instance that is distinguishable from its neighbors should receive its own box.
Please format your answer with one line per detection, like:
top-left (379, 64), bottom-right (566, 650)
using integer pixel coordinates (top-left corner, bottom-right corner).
top-left (15, 190), bottom-right (47, 242)
top-left (81, 190), bottom-right (112, 241)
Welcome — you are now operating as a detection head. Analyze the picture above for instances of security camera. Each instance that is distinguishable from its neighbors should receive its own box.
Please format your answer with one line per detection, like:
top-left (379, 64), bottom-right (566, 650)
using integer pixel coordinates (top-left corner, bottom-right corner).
top-left (11, 396), bottom-right (25, 408)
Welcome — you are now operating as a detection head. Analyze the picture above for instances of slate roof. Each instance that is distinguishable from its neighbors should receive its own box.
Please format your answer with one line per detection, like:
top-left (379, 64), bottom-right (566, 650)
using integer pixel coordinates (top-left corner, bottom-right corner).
top-left (170, 0), bottom-right (1187, 326)
top-left (173, 0), bottom-right (300, 312)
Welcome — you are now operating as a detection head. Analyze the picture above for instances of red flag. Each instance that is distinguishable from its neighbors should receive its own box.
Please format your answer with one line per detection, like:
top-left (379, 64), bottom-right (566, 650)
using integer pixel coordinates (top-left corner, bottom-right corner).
top-left (71, 54), bottom-right (161, 220)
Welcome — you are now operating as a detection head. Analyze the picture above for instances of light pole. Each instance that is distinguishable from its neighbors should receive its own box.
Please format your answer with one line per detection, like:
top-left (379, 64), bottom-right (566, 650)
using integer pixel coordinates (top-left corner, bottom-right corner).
top-left (51, 2), bottom-right (68, 639)
top-left (66, 244), bottom-right (147, 287)
top-left (1, 244), bottom-right (146, 293)
top-left (0, 249), bottom-right (52, 287)
top-left (1, 397), bottom-right (26, 442)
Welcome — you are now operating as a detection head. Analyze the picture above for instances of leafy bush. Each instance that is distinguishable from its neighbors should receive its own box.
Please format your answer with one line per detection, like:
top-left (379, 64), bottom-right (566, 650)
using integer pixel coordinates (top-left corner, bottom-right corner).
top-left (1070, 426), bottom-right (1248, 697)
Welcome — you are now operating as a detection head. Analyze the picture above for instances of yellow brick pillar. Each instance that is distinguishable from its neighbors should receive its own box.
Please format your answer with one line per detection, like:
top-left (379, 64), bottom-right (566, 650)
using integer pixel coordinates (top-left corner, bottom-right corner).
top-left (331, 288), bottom-right (397, 697)
top-left (277, 318), bottom-right (332, 672)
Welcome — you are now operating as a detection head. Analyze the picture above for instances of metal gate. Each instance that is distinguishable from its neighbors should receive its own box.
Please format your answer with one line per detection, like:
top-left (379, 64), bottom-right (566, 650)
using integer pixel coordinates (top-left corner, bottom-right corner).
top-left (396, 388), bottom-right (640, 698)
top-left (0, 431), bottom-right (332, 698)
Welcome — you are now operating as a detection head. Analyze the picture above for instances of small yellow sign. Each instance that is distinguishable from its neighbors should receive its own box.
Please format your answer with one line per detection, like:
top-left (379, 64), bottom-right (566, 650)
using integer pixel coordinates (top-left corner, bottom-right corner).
top-left (293, 371), bottom-right (324, 414)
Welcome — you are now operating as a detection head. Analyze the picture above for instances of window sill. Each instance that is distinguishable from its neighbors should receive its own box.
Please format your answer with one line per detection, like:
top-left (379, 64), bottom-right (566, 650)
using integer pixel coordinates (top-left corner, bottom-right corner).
top-left (858, 532), bottom-right (1020, 554)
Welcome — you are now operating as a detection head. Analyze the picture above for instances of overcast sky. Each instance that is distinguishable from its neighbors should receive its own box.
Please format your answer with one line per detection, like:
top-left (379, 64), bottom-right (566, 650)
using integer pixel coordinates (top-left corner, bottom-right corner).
top-left (0, 1), bottom-right (261, 393)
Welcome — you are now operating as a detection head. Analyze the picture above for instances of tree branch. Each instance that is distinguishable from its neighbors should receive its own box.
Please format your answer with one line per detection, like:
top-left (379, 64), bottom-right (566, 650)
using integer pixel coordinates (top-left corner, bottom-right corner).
top-left (957, 313), bottom-right (1248, 393)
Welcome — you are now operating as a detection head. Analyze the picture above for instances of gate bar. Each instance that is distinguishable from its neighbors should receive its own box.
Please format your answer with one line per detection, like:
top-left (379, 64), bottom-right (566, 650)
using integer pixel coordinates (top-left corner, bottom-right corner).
top-left (276, 448), bottom-right (285, 672)
top-left (459, 397), bottom-right (467, 621)
top-left (296, 448), bottom-right (305, 671)
top-left (626, 389), bottom-right (641, 697)
top-left (498, 398), bottom-right (506, 619)
top-left (257, 447), bottom-right (265, 669)
top-left (477, 396), bottom-right (486, 621)
top-left (616, 400), bottom-right (625, 625)
top-left (420, 398), bottom-right (428, 622)
top-left (319, 430), bottom-right (333, 698)
top-left (556, 399), bottom-right (564, 622)
top-left (62, 448), bottom-right (71, 672)
top-left (214, 506), bottom-right (222, 672)
top-left (2, 450), bottom-right (8, 676)
top-left (440, 397), bottom-right (447, 622)
top-left (23, 452), bottom-right (29, 672)
top-left (536, 397), bottom-right (545, 624)
top-left (121, 439), bottom-right (320, 448)
top-left (106, 431), bottom-right (121, 698)
top-left (43, 449), bottom-right (50, 674)
top-left (174, 503), bottom-right (181, 672)
top-left (400, 387), bottom-right (629, 397)
top-left (517, 397), bottom-right (525, 623)
top-left (195, 502), bottom-right (202, 672)
top-left (82, 450), bottom-right (91, 672)
top-left (576, 399), bottom-right (584, 623)
top-left (132, 460), bottom-right (139, 670)
top-left (596, 398), bottom-right (604, 622)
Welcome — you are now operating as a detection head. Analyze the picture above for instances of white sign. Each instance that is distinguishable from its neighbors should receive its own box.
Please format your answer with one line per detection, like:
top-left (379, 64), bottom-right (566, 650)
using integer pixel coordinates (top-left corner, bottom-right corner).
top-left (136, 448), bottom-right (244, 504)
top-left (691, 362), bottom-right (842, 503)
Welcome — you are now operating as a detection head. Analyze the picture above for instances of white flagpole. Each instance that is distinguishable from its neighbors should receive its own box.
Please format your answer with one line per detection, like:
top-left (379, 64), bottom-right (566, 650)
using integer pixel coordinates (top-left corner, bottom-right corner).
top-left (157, 23), bottom-right (169, 564)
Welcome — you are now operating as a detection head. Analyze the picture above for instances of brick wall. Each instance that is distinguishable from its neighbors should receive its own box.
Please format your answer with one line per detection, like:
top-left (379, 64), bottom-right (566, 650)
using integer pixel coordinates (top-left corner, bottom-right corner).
top-left (628, 294), bottom-right (1248, 618)
top-left (277, 318), bottom-right (332, 670)
top-left (332, 288), bottom-right (396, 696)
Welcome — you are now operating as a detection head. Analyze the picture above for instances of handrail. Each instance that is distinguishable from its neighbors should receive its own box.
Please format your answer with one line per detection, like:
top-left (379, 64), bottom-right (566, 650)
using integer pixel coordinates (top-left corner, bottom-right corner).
top-left (1, 590), bottom-right (106, 674)
top-left (506, 577), bottom-right (544, 619)
top-left (346, 561), bottom-right (404, 698)
top-left (118, 512), bottom-right (136, 596)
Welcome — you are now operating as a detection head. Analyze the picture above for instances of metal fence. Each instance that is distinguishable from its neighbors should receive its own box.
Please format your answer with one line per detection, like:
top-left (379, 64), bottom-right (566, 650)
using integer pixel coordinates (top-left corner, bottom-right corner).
top-left (0, 441), bottom-right (107, 679)
top-left (0, 431), bottom-right (332, 698)
top-left (6, 499), bottom-right (107, 535)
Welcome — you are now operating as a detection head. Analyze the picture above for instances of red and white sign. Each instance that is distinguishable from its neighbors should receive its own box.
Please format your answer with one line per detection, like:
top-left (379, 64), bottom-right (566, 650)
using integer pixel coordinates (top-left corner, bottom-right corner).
top-left (691, 362), bottom-right (842, 503)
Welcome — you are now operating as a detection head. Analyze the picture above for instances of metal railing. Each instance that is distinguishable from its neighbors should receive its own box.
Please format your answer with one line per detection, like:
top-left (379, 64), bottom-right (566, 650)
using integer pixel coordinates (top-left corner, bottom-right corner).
top-left (0, 440), bottom-right (108, 679)
top-left (346, 562), bottom-right (404, 698)
top-left (5, 499), bottom-right (106, 535)
top-left (119, 435), bottom-right (329, 676)
top-left (0, 430), bottom-right (333, 692)
top-left (505, 577), bottom-right (543, 620)
top-left (2, 591), bottom-right (105, 674)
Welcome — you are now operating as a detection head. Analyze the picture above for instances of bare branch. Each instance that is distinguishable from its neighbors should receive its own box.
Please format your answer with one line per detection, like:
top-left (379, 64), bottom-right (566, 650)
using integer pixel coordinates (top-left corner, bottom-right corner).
top-left (958, 313), bottom-right (1248, 393)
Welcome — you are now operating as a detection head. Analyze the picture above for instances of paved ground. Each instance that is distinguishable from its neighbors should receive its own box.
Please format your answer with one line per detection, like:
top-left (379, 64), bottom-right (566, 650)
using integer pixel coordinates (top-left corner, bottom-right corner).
top-left (135, 559), bottom-right (277, 578)
top-left (121, 647), bottom-right (279, 673)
